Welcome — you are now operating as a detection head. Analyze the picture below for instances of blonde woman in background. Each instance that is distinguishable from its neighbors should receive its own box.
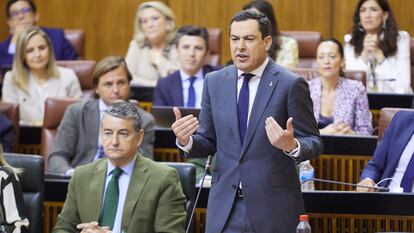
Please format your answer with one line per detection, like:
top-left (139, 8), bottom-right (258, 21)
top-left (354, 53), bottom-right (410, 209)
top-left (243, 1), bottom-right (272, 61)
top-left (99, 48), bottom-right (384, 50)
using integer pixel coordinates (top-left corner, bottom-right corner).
top-left (2, 27), bottom-right (82, 126)
top-left (0, 144), bottom-right (29, 232)
top-left (125, 1), bottom-right (180, 86)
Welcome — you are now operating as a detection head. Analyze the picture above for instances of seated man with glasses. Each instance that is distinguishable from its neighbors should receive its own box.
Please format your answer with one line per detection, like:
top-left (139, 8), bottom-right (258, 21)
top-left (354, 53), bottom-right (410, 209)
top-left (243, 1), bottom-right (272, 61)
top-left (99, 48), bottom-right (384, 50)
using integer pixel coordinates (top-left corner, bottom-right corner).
top-left (0, 0), bottom-right (78, 66)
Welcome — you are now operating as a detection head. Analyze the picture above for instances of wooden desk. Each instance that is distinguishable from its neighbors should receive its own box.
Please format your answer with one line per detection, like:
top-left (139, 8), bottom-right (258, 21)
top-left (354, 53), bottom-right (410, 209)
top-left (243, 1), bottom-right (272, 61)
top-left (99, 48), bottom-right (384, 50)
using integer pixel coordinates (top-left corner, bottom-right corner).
top-left (367, 93), bottom-right (414, 129)
top-left (45, 178), bottom-right (414, 233)
top-left (18, 126), bottom-right (41, 155)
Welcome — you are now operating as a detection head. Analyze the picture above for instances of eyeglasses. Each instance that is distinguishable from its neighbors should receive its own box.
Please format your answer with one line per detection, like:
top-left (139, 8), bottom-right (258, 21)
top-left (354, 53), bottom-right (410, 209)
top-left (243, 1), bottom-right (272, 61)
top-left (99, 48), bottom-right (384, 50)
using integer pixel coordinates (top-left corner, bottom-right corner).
top-left (9, 7), bottom-right (32, 19)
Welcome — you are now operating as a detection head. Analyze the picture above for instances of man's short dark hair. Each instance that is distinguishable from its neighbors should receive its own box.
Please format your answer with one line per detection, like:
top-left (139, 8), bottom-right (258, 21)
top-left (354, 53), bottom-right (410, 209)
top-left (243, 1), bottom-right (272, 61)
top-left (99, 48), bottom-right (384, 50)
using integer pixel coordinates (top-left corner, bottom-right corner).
top-left (104, 101), bottom-right (142, 133)
top-left (92, 56), bottom-right (132, 98)
top-left (229, 10), bottom-right (271, 39)
top-left (6, 0), bottom-right (36, 18)
top-left (175, 25), bottom-right (210, 50)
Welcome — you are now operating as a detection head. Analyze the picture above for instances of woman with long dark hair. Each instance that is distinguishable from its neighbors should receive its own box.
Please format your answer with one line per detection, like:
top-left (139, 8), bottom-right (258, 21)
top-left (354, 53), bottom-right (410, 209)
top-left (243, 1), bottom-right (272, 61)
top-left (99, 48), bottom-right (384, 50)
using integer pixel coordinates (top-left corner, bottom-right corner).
top-left (243, 0), bottom-right (299, 69)
top-left (344, 0), bottom-right (411, 94)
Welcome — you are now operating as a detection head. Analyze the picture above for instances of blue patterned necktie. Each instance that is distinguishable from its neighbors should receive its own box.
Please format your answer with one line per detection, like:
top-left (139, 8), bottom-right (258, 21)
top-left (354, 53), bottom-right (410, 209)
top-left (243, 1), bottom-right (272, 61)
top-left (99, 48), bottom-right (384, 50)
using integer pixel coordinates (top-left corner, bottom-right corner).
top-left (237, 73), bottom-right (254, 144)
top-left (187, 76), bottom-right (197, 107)
top-left (100, 167), bottom-right (123, 230)
top-left (400, 152), bottom-right (414, 192)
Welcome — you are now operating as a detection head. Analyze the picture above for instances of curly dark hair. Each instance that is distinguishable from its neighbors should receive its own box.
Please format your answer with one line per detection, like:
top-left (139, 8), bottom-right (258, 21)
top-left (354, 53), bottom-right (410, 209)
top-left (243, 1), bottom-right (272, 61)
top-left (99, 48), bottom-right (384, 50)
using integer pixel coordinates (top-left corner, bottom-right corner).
top-left (242, 0), bottom-right (281, 60)
top-left (350, 0), bottom-right (399, 58)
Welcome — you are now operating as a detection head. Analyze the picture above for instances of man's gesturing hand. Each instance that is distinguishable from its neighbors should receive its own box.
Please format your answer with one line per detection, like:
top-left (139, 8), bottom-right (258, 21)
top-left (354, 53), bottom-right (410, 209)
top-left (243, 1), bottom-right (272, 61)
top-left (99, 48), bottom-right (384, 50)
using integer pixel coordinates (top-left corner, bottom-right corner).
top-left (265, 117), bottom-right (298, 152)
top-left (171, 107), bottom-right (199, 146)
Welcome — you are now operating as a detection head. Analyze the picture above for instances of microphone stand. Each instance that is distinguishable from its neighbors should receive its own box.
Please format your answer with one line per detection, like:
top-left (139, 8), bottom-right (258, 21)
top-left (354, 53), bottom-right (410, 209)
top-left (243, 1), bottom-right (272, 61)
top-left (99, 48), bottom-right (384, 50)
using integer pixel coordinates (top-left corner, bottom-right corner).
top-left (185, 155), bottom-right (213, 233)
top-left (301, 178), bottom-right (389, 192)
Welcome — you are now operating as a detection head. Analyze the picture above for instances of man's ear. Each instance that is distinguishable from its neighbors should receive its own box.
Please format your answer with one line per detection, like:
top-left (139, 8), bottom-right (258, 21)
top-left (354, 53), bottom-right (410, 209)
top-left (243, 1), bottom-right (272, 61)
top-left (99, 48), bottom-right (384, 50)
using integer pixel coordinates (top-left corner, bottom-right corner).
top-left (136, 129), bottom-right (144, 147)
top-left (7, 19), bottom-right (14, 34)
top-left (34, 13), bottom-right (40, 24)
top-left (264, 35), bottom-right (272, 52)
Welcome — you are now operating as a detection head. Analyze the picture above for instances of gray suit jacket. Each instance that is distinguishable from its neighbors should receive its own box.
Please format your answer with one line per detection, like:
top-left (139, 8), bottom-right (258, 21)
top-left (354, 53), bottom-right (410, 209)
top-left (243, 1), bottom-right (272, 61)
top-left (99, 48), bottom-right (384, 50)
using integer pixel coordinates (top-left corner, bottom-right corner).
top-left (187, 61), bottom-right (323, 233)
top-left (47, 99), bottom-right (155, 174)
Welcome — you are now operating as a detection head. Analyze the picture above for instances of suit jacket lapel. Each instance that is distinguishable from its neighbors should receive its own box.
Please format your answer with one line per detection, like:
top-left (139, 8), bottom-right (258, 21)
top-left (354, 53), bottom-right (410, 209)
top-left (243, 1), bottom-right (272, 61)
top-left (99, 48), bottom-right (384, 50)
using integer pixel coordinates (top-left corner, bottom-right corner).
top-left (390, 114), bottom-right (414, 168)
top-left (84, 99), bottom-right (100, 159)
top-left (225, 67), bottom-right (243, 146)
top-left (173, 73), bottom-right (184, 106)
top-left (121, 155), bottom-right (150, 230)
top-left (90, 160), bottom-right (107, 220)
top-left (242, 62), bottom-right (279, 155)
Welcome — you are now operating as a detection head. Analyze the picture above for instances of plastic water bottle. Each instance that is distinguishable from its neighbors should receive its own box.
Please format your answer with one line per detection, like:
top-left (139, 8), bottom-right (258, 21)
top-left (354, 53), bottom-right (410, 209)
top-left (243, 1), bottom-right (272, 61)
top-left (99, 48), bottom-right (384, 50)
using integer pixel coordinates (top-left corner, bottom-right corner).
top-left (296, 214), bottom-right (312, 233)
top-left (299, 160), bottom-right (315, 191)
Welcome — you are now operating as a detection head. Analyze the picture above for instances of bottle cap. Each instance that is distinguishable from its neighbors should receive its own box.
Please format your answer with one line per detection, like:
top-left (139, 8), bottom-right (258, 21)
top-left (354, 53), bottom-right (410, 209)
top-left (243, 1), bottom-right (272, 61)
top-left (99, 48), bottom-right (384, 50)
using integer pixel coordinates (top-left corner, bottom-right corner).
top-left (299, 214), bottom-right (309, 221)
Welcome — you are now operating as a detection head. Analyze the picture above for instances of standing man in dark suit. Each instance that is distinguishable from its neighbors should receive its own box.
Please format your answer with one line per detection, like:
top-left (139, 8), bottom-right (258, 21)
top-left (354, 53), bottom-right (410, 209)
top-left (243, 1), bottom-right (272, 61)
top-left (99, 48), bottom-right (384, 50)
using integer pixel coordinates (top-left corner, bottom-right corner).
top-left (0, 0), bottom-right (77, 66)
top-left (47, 56), bottom-right (155, 176)
top-left (357, 110), bottom-right (414, 192)
top-left (153, 25), bottom-right (216, 108)
top-left (172, 11), bottom-right (322, 233)
top-left (52, 101), bottom-right (186, 233)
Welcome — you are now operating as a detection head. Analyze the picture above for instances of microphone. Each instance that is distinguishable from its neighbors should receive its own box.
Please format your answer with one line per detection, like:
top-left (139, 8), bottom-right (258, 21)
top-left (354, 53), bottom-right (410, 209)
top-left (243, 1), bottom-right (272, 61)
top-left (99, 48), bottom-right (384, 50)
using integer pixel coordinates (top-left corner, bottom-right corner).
top-left (368, 52), bottom-right (378, 89)
top-left (301, 178), bottom-right (390, 192)
top-left (185, 155), bottom-right (213, 233)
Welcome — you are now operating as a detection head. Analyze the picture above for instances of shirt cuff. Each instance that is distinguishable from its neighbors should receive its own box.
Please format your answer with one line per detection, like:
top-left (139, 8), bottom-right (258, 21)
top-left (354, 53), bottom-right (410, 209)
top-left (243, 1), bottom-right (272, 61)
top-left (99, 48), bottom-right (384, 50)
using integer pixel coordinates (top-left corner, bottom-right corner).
top-left (65, 168), bottom-right (75, 176)
top-left (176, 136), bottom-right (193, 154)
top-left (284, 138), bottom-right (301, 158)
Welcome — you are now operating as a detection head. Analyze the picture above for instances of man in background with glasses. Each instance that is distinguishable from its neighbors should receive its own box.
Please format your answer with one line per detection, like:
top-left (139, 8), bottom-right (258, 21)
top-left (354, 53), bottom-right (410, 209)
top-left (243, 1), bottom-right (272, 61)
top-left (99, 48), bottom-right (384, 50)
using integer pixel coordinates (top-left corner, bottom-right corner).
top-left (0, 0), bottom-right (78, 66)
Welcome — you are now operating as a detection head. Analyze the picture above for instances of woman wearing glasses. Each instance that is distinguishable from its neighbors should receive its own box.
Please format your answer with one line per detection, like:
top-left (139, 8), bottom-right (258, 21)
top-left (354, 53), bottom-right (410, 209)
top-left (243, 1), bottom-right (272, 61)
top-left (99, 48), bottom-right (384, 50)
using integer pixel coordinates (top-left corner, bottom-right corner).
top-left (0, 0), bottom-right (77, 66)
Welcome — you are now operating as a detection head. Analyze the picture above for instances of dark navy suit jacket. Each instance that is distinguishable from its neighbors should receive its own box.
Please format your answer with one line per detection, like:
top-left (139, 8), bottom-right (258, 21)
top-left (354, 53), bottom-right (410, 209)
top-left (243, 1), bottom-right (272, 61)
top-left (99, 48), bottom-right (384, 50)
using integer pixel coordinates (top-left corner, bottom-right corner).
top-left (0, 27), bottom-right (78, 66)
top-left (360, 111), bottom-right (414, 187)
top-left (152, 65), bottom-right (216, 106)
top-left (0, 113), bottom-right (13, 152)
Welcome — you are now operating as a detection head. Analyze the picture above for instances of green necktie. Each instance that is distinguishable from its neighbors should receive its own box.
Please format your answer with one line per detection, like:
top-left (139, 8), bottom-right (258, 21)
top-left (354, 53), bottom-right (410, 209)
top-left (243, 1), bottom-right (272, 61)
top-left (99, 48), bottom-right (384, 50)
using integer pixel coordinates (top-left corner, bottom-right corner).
top-left (100, 167), bottom-right (123, 229)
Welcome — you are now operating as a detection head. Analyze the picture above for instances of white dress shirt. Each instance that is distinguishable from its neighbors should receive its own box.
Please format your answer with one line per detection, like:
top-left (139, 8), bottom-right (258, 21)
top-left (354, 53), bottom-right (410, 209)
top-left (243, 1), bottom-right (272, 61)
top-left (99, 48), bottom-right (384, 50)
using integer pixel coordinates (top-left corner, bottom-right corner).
top-left (388, 133), bottom-right (414, 192)
top-left (93, 99), bottom-right (109, 160)
top-left (344, 31), bottom-right (412, 94)
top-left (180, 69), bottom-right (204, 108)
top-left (178, 58), bottom-right (300, 157)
